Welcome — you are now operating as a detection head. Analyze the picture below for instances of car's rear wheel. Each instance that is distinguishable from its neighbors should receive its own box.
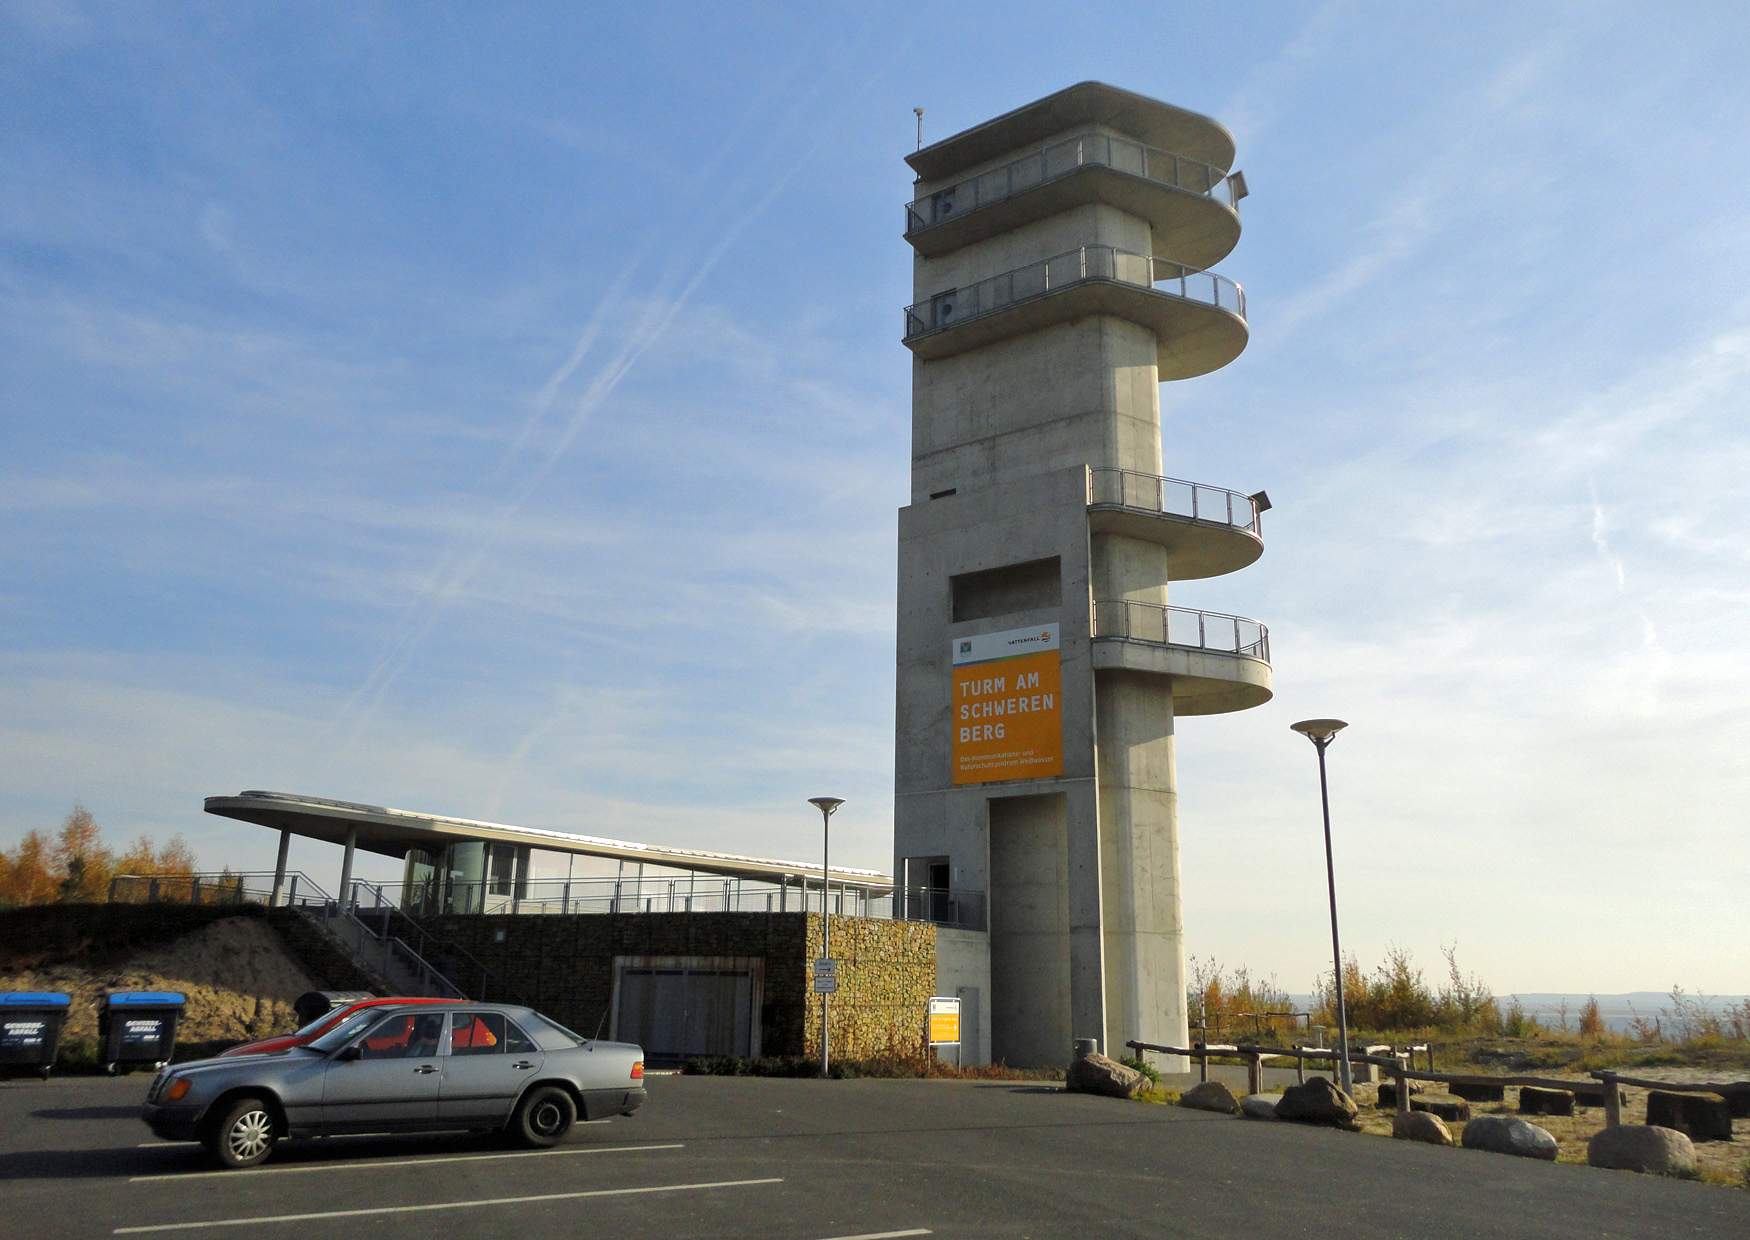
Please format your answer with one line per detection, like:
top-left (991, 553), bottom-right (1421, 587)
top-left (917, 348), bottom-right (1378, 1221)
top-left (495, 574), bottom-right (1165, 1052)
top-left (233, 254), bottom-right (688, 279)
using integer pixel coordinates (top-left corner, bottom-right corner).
top-left (210, 1096), bottom-right (277, 1168)
top-left (511, 1085), bottom-right (575, 1148)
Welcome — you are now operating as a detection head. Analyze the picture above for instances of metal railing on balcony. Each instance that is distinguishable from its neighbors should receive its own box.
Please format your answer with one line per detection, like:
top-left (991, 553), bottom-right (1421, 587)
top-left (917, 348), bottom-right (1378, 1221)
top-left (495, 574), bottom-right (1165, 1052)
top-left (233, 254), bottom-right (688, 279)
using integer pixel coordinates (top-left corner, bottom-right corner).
top-left (906, 131), bottom-right (1239, 234)
top-left (322, 875), bottom-right (986, 932)
top-left (1093, 600), bottom-right (1270, 663)
top-left (1088, 468), bottom-right (1262, 535)
top-left (904, 245), bottom-right (1243, 340)
top-left (108, 870), bottom-right (328, 911)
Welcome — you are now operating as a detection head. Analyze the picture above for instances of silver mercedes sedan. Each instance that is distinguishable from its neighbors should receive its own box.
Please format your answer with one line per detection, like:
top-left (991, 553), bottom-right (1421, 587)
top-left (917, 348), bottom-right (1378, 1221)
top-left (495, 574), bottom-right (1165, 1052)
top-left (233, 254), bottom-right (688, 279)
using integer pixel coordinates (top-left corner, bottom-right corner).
top-left (141, 1002), bottom-right (646, 1168)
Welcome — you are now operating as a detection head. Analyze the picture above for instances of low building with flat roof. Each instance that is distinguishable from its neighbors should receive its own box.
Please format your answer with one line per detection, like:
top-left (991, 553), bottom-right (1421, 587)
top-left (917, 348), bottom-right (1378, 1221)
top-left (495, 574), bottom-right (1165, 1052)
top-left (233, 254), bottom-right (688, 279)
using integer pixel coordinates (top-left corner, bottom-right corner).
top-left (193, 790), bottom-right (990, 1065)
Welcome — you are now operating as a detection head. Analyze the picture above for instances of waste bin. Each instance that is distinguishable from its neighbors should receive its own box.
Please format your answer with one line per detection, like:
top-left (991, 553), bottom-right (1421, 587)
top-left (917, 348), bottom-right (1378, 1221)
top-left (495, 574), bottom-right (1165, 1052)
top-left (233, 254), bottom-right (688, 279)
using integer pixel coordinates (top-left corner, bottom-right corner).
top-left (0, 992), bottom-right (71, 1079)
top-left (98, 991), bottom-right (185, 1074)
top-left (292, 990), bottom-right (374, 1027)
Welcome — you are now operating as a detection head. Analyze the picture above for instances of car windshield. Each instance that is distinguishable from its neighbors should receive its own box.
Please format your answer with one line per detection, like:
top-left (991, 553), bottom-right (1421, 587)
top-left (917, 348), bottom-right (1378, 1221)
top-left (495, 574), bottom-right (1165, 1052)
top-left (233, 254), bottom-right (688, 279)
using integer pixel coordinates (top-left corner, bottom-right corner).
top-left (305, 1010), bottom-right (381, 1054)
top-left (289, 1007), bottom-right (356, 1039)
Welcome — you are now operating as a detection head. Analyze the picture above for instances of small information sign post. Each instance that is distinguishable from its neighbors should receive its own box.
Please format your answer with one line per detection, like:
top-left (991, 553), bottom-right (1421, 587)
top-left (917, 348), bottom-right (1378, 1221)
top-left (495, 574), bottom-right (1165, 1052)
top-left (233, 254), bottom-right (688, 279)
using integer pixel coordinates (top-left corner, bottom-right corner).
top-left (813, 958), bottom-right (838, 994)
top-left (927, 995), bottom-right (961, 1067)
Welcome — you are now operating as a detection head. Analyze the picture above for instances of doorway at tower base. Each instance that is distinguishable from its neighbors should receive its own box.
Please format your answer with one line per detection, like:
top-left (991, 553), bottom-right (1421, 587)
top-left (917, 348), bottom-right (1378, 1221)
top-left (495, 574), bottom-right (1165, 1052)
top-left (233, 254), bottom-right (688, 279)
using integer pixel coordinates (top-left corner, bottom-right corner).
top-left (988, 791), bottom-right (1073, 1067)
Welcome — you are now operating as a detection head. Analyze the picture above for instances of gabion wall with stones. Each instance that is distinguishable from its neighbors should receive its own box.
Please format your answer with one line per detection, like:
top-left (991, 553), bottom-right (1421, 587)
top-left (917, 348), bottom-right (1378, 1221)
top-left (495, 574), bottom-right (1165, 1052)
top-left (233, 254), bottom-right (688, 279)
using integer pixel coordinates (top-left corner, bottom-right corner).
top-left (424, 911), bottom-right (937, 1061)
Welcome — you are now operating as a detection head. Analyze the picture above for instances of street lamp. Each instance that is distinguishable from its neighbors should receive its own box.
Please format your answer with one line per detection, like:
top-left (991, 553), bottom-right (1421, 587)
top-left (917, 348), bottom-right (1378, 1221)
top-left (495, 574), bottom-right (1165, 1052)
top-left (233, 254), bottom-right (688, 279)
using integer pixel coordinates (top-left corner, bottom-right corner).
top-left (1290, 718), bottom-right (1352, 1095)
top-left (808, 796), bottom-right (845, 1078)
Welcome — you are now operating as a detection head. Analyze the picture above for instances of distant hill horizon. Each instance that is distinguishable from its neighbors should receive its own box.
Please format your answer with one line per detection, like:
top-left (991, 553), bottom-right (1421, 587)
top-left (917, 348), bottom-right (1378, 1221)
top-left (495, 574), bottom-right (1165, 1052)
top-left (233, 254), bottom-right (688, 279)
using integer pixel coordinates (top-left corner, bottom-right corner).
top-left (1280, 991), bottom-right (1748, 1035)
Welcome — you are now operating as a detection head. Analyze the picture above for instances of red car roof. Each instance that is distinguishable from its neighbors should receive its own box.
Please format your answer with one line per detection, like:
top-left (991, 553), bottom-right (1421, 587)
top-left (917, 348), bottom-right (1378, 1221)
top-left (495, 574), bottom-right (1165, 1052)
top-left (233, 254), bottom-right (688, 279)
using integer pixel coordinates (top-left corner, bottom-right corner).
top-left (221, 995), bottom-right (466, 1057)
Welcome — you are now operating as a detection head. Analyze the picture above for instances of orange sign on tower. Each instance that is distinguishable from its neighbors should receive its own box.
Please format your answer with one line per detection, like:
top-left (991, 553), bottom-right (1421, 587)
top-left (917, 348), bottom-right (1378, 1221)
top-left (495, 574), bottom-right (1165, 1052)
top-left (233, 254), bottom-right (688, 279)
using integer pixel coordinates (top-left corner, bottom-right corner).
top-left (950, 623), bottom-right (1063, 785)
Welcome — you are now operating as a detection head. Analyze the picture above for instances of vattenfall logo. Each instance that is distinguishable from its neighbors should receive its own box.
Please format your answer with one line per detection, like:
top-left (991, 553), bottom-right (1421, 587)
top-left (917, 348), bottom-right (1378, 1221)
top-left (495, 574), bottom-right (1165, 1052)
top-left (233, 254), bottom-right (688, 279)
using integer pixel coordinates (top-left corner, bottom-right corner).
top-left (1005, 631), bottom-right (1053, 648)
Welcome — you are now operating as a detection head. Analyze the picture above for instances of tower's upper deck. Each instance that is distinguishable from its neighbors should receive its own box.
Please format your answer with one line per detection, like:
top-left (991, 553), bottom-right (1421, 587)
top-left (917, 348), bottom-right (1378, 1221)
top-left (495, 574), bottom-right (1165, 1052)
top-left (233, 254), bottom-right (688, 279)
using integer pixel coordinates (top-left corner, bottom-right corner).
top-left (907, 81), bottom-right (1235, 187)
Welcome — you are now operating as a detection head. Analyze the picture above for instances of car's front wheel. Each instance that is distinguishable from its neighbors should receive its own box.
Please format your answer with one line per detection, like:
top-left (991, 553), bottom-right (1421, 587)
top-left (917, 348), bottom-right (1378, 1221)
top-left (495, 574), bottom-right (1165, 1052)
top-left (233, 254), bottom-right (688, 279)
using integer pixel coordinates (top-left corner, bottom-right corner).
top-left (511, 1085), bottom-right (575, 1148)
top-left (209, 1096), bottom-right (278, 1169)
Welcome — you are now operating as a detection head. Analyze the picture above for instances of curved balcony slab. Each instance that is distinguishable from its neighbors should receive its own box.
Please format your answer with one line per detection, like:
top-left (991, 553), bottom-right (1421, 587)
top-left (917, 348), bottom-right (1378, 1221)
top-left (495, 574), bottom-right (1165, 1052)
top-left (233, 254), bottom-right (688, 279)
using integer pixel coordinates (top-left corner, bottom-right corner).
top-left (1091, 640), bottom-right (1273, 716)
top-left (1088, 468), bottom-right (1263, 580)
top-left (904, 247), bottom-right (1246, 381)
top-left (1089, 508), bottom-right (1262, 580)
top-left (907, 150), bottom-right (1240, 268)
top-left (1091, 600), bottom-right (1272, 715)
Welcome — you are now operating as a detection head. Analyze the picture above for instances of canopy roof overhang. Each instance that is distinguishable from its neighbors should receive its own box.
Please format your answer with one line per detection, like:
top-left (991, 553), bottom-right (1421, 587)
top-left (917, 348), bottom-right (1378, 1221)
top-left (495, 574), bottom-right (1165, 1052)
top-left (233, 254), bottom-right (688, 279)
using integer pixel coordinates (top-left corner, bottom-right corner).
top-left (204, 790), bottom-right (892, 891)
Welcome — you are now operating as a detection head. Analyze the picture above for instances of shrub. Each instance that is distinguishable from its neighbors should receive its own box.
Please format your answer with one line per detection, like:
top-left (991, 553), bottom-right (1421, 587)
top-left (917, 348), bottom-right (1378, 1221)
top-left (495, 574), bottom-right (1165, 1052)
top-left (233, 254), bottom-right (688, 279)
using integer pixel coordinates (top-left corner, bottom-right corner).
top-left (1187, 956), bottom-right (1294, 1040)
top-left (1119, 1055), bottom-right (1160, 1085)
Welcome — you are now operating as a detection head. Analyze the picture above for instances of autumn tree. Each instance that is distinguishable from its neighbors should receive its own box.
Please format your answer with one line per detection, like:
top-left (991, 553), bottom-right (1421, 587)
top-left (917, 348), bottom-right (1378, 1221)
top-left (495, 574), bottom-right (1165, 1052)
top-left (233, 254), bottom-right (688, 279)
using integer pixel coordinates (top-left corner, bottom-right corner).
top-left (0, 806), bottom-right (200, 906)
top-left (0, 829), bottom-right (59, 907)
top-left (53, 804), bottom-right (114, 901)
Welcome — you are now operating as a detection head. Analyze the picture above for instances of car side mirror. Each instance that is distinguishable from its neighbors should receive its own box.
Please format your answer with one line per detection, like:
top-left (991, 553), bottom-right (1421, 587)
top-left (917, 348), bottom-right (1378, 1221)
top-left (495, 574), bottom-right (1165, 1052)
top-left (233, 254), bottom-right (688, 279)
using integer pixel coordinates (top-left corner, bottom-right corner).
top-left (334, 1044), bottom-right (362, 1062)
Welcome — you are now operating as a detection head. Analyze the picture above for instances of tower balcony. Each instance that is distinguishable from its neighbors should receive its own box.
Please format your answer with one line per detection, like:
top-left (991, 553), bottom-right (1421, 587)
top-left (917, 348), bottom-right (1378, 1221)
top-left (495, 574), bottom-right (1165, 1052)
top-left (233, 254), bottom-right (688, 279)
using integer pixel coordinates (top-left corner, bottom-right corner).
top-left (905, 131), bottom-right (1242, 268)
top-left (903, 246), bottom-right (1246, 380)
top-left (1088, 468), bottom-right (1263, 580)
top-left (1091, 600), bottom-right (1272, 715)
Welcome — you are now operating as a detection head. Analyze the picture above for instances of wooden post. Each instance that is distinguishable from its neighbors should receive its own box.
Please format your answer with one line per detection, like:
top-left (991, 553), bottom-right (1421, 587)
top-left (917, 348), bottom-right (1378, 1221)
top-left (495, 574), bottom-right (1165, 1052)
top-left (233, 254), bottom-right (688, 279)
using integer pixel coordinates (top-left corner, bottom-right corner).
top-left (1601, 1072), bottom-right (1622, 1129)
top-left (1246, 1051), bottom-right (1263, 1097)
top-left (1294, 1045), bottom-right (1306, 1084)
top-left (1198, 1049), bottom-right (1209, 1084)
top-left (1395, 1060), bottom-right (1411, 1119)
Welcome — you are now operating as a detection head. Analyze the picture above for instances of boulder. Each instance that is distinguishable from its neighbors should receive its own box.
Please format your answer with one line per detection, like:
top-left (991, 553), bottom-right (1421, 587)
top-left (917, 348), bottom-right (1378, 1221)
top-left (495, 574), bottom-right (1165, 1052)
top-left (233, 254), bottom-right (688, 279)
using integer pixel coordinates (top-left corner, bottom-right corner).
top-left (1376, 1080), bottom-right (1426, 1108)
top-left (1065, 1052), bottom-right (1146, 1100)
top-left (1179, 1081), bottom-right (1240, 1114)
top-left (1587, 1124), bottom-right (1697, 1177)
top-left (1274, 1076), bottom-right (1359, 1128)
top-left (1449, 1081), bottom-right (1506, 1103)
top-left (1239, 1093), bottom-right (1279, 1120)
top-left (1518, 1086), bottom-right (1575, 1117)
top-left (1461, 1114), bottom-right (1559, 1161)
top-left (1410, 1094), bottom-right (1471, 1122)
top-left (1392, 1111), bottom-right (1453, 1146)
top-left (1644, 1090), bottom-right (1734, 1142)
top-left (1722, 1086), bottom-right (1750, 1119)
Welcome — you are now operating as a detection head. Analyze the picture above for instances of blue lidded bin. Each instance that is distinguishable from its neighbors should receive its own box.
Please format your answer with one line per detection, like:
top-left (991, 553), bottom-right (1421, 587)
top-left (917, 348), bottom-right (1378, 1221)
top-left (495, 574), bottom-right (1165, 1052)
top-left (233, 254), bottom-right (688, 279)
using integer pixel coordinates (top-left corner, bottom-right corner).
top-left (0, 992), bottom-right (72, 1079)
top-left (98, 991), bottom-right (186, 1074)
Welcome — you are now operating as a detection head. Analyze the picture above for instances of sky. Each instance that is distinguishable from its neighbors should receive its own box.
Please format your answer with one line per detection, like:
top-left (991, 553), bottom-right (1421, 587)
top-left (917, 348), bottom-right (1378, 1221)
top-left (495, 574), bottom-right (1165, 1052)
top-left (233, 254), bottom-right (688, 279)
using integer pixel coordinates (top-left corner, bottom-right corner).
top-left (3, 1), bottom-right (1748, 996)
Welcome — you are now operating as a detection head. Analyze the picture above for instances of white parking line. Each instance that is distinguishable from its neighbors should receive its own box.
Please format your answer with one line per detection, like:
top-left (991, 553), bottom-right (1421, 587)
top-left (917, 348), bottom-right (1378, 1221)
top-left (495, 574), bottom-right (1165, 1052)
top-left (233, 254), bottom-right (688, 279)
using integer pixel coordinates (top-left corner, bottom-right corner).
top-left (814, 1232), bottom-right (933, 1239)
top-left (112, 1177), bottom-right (785, 1233)
top-left (129, 1142), bottom-right (683, 1182)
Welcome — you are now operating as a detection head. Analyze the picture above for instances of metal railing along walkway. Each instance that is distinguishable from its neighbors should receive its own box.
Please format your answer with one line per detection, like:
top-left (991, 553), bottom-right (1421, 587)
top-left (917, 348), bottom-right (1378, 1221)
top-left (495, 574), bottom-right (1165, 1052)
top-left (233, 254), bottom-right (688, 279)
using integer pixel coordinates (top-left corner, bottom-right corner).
top-left (904, 245), bottom-right (1244, 340)
top-left (1087, 468), bottom-right (1262, 535)
top-left (1092, 600), bottom-right (1270, 663)
top-left (906, 130), bottom-right (1240, 235)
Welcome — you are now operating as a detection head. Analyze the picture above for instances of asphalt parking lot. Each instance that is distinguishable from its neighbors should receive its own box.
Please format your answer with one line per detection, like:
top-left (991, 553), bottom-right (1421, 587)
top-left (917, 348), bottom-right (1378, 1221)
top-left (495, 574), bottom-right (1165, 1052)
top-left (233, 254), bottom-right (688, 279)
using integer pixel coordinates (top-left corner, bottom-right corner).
top-left (2, 1072), bottom-right (1747, 1238)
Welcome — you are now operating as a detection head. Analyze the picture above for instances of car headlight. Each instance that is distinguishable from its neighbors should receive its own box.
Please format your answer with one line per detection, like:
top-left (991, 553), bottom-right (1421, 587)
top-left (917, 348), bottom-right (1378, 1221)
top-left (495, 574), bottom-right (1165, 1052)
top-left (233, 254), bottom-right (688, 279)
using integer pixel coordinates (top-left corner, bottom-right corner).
top-left (165, 1077), bottom-right (192, 1102)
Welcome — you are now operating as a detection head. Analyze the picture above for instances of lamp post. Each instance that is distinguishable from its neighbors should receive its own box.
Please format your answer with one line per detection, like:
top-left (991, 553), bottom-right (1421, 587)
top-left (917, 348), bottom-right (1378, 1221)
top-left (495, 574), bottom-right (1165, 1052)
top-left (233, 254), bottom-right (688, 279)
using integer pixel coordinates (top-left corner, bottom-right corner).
top-left (1290, 718), bottom-right (1352, 1095)
top-left (807, 796), bottom-right (845, 1078)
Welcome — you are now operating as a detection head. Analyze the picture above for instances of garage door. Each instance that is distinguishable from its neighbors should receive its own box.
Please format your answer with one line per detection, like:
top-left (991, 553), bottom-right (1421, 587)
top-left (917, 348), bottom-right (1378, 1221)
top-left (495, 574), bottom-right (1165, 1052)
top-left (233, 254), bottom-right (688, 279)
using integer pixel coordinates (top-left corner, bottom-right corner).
top-left (612, 955), bottom-right (763, 1060)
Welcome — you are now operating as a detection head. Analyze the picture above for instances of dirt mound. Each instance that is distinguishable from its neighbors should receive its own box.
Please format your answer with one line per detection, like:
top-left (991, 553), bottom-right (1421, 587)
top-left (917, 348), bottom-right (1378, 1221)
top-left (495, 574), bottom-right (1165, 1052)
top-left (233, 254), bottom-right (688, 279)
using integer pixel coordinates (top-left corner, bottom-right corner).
top-left (3, 915), bottom-right (318, 1043)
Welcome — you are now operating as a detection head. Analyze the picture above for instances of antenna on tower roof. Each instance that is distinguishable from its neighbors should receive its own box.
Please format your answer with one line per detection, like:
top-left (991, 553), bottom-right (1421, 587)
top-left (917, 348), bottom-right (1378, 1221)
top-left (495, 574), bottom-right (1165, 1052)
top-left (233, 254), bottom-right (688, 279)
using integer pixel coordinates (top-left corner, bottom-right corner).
top-left (913, 107), bottom-right (925, 151)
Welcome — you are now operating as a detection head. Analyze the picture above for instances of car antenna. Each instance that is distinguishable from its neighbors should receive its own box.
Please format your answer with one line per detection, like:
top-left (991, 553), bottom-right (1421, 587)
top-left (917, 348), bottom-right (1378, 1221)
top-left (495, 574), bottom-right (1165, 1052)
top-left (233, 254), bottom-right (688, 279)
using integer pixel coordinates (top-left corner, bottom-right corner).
top-left (593, 1007), bottom-right (609, 1042)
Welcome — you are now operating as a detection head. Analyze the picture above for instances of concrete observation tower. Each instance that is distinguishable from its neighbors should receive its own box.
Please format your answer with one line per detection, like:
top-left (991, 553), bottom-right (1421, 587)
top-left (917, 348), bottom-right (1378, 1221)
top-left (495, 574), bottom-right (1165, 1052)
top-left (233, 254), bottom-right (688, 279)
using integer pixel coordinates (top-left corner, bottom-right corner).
top-left (893, 82), bottom-right (1271, 1066)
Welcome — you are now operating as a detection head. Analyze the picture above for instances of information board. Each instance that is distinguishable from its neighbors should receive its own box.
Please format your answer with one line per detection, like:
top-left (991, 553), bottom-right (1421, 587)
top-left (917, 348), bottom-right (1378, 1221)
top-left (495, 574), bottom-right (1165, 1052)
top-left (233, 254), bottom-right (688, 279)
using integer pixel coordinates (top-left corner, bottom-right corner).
top-left (950, 623), bottom-right (1062, 785)
top-left (927, 996), bottom-right (961, 1046)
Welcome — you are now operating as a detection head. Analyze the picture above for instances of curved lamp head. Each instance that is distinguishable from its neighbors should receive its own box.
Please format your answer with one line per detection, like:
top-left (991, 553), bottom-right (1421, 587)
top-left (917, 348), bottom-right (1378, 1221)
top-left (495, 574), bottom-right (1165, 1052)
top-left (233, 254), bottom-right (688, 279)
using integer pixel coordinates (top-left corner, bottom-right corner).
top-left (808, 797), bottom-right (846, 817)
top-left (1290, 718), bottom-right (1348, 746)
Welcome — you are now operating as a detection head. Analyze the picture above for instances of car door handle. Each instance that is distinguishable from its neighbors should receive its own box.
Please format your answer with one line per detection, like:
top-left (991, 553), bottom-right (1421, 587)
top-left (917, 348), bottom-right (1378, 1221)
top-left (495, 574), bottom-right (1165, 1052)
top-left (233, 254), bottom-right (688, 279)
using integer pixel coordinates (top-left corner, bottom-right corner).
top-left (512, 1061), bottom-right (536, 1070)
top-left (413, 1065), bottom-right (439, 1074)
